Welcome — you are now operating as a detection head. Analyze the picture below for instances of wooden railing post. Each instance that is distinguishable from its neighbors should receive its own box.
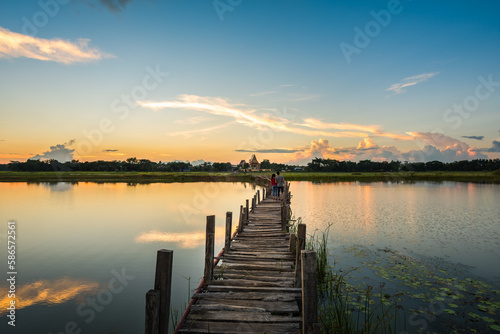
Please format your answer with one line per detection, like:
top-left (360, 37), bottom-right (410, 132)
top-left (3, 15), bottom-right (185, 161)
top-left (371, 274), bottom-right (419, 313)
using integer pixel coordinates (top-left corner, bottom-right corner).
top-left (238, 205), bottom-right (244, 233)
top-left (145, 289), bottom-right (160, 334)
top-left (302, 250), bottom-right (319, 334)
top-left (153, 249), bottom-right (173, 334)
top-left (224, 212), bottom-right (232, 254)
top-left (246, 199), bottom-right (249, 224)
top-left (295, 224), bottom-right (306, 287)
top-left (257, 190), bottom-right (260, 204)
top-left (203, 215), bottom-right (215, 290)
top-left (252, 196), bottom-right (256, 213)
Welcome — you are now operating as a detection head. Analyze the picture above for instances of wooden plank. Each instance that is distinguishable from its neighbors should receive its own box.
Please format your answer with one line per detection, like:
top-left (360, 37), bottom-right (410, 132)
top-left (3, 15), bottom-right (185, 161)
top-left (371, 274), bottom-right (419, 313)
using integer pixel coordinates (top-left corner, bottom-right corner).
top-left (196, 299), bottom-right (299, 314)
top-left (213, 269), bottom-right (295, 278)
top-left (206, 285), bottom-right (302, 294)
top-left (192, 291), bottom-right (301, 302)
top-left (178, 321), bottom-right (299, 333)
top-left (208, 279), bottom-right (294, 288)
top-left (186, 310), bottom-right (302, 323)
top-left (213, 273), bottom-right (295, 283)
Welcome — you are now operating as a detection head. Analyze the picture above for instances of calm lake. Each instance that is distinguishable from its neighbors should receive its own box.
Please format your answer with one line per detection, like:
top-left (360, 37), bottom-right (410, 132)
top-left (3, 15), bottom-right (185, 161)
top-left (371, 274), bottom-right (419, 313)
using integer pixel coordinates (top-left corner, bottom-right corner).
top-left (0, 181), bottom-right (499, 333)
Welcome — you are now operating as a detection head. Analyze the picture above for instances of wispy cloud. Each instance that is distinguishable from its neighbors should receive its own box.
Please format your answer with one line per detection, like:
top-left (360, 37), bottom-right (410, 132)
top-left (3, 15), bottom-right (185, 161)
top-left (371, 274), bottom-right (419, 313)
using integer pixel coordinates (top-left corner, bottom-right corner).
top-left (168, 121), bottom-right (235, 138)
top-left (102, 149), bottom-right (119, 152)
top-left (137, 94), bottom-right (405, 139)
top-left (0, 27), bottom-right (113, 64)
top-left (298, 118), bottom-right (412, 140)
top-left (387, 72), bottom-right (439, 94)
top-left (462, 135), bottom-right (484, 141)
top-left (249, 90), bottom-right (277, 97)
top-left (174, 116), bottom-right (211, 125)
top-left (235, 148), bottom-right (302, 153)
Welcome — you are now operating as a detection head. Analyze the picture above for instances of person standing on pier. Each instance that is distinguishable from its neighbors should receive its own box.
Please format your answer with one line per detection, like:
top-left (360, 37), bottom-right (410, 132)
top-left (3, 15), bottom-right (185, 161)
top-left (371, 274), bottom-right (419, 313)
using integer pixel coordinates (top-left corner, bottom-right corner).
top-left (271, 173), bottom-right (277, 200)
top-left (276, 171), bottom-right (284, 198)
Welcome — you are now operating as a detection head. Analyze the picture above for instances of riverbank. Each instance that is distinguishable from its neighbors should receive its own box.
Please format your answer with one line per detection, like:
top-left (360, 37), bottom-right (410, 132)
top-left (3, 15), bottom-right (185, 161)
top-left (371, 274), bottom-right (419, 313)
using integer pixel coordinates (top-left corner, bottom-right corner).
top-left (0, 171), bottom-right (499, 183)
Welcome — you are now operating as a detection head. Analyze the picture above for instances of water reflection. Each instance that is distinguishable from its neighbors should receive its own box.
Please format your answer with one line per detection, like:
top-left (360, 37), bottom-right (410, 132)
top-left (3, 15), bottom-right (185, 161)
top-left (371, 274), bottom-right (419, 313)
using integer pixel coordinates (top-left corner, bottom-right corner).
top-left (0, 278), bottom-right (100, 315)
top-left (135, 226), bottom-right (227, 249)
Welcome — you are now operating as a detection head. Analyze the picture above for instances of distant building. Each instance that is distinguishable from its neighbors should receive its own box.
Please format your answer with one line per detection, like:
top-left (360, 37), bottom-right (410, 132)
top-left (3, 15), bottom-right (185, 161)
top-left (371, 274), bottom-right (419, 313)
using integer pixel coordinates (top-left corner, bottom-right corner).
top-left (249, 154), bottom-right (260, 171)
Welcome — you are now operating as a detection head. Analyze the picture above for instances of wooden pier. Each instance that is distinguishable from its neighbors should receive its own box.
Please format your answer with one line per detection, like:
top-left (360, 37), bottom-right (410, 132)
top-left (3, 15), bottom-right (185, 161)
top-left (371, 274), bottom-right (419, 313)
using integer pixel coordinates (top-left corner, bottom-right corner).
top-left (145, 181), bottom-right (319, 334)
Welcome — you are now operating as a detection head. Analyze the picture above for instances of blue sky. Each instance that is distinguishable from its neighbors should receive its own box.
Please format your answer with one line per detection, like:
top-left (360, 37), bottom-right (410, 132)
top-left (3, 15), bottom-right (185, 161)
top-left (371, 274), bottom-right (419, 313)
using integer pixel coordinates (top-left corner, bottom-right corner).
top-left (0, 0), bottom-right (499, 164)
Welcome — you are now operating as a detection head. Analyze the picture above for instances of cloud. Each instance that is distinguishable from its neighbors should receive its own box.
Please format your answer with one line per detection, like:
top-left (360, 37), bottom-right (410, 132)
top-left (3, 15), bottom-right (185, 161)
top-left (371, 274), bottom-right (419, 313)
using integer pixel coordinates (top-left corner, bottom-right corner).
top-left (30, 142), bottom-right (75, 162)
top-left (387, 72), bottom-right (439, 94)
top-left (249, 90), bottom-right (277, 97)
top-left (0, 27), bottom-right (113, 64)
top-left (298, 118), bottom-right (412, 140)
top-left (103, 149), bottom-right (119, 152)
top-left (174, 116), bottom-right (211, 125)
top-left (236, 148), bottom-right (303, 153)
top-left (168, 121), bottom-right (235, 138)
top-left (476, 140), bottom-right (500, 153)
top-left (99, 0), bottom-right (132, 12)
top-left (461, 135), bottom-right (484, 141)
top-left (138, 95), bottom-right (409, 139)
top-left (289, 139), bottom-right (337, 165)
top-left (288, 134), bottom-right (490, 164)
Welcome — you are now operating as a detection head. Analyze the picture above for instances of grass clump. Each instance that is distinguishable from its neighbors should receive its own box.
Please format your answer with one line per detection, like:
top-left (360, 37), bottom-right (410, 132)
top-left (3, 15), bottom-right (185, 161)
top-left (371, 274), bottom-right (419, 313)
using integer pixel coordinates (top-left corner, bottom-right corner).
top-left (307, 228), bottom-right (403, 333)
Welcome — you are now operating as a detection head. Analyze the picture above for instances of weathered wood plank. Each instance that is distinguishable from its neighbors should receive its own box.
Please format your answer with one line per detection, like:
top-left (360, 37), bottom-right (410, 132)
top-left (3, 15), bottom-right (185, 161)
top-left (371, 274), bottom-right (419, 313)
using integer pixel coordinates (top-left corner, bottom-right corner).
top-left (206, 285), bottom-right (302, 294)
top-left (192, 291), bottom-right (301, 301)
top-left (209, 278), bottom-right (294, 288)
top-left (178, 320), bottom-right (300, 333)
top-left (196, 299), bottom-right (299, 313)
top-left (186, 310), bottom-right (302, 323)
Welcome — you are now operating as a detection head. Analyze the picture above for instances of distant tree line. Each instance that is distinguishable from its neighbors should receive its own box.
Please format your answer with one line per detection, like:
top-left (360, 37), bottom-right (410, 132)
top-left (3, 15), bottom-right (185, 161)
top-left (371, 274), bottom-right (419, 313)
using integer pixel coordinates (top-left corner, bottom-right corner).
top-left (3, 157), bottom-right (500, 173)
top-left (306, 158), bottom-right (500, 172)
top-left (6, 158), bottom-right (230, 172)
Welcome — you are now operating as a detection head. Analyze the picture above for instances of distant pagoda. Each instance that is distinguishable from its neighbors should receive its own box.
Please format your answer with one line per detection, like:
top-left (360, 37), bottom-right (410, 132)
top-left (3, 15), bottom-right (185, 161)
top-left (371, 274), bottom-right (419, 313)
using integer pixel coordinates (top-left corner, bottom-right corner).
top-left (249, 154), bottom-right (260, 170)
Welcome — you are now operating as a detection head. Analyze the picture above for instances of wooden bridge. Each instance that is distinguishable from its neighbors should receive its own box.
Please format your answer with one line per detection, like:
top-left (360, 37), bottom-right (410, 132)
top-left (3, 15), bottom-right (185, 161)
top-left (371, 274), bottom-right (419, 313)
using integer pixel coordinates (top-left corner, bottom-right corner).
top-left (144, 181), bottom-right (319, 334)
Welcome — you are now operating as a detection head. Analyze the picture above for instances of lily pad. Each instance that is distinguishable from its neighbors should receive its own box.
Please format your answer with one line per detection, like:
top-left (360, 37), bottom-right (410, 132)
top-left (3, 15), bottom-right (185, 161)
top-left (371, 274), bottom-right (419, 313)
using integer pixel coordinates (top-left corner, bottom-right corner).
top-left (444, 309), bottom-right (455, 315)
top-left (490, 324), bottom-right (500, 332)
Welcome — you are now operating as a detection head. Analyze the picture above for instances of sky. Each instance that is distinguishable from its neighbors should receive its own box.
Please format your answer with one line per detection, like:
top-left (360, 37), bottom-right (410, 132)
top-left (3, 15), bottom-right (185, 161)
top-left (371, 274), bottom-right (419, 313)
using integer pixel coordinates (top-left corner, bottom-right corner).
top-left (0, 0), bottom-right (499, 165)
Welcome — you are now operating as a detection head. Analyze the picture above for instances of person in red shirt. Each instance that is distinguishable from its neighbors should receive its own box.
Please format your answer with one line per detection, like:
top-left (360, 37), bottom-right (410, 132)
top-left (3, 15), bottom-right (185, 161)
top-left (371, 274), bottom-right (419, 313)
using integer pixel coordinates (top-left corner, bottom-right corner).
top-left (271, 173), bottom-right (277, 200)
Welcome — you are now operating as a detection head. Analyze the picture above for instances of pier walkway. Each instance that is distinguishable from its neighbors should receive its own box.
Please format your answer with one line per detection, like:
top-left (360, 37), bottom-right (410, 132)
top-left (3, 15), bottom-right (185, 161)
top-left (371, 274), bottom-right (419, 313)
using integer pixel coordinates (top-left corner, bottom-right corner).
top-left (144, 182), bottom-right (319, 334)
top-left (177, 193), bottom-right (301, 333)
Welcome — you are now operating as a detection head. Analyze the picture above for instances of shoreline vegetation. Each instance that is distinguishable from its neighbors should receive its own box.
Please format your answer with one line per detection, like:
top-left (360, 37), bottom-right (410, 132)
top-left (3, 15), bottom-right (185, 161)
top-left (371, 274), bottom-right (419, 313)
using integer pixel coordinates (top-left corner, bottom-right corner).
top-left (0, 170), bottom-right (499, 183)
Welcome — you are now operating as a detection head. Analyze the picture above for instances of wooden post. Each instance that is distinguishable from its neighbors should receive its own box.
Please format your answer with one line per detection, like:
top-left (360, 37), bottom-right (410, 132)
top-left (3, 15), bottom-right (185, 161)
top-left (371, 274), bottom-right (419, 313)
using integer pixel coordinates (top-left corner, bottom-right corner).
top-left (153, 249), bottom-right (173, 334)
top-left (302, 250), bottom-right (319, 334)
top-left (246, 199), bottom-right (249, 223)
top-left (295, 224), bottom-right (306, 287)
top-left (289, 233), bottom-right (296, 255)
top-left (204, 215), bottom-right (215, 290)
top-left (252, 196), bottom-right (256, 213)
top-left (257, 190), bottom-right (260, 204)
top-left (238, 205), bottom-right (243, 233)
top-left (284, 204), bottom-right (290, 232)
top-left (263, 188), bottom-right (266, 200)
top-left (224, 212), bottom-right (232, 254)
top-left (145, 289), bottom-right (160, 334)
